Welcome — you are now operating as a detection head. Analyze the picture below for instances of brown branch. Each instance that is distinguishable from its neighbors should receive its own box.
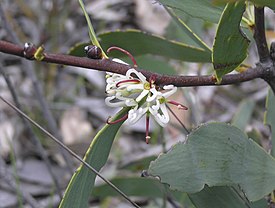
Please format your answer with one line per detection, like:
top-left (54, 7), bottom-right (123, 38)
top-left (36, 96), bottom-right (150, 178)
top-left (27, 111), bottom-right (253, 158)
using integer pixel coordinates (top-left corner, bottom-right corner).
top-left (253, 7), bottom-right (275, 94)
top-left (253, 7), bottom-right (271, 64)
top-left (0, 40), bottom-right (273, 88)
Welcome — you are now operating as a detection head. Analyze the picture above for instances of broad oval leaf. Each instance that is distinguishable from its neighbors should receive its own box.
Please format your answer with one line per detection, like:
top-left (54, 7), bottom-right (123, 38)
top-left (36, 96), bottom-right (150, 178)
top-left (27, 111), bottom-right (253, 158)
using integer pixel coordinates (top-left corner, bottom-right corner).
top-left (148, 122), bottom-right (275, 201)
top-left (98, 30), bottom-right (211, 63)
top-left (212, 2), bottom-right (250, 82)
top-left (59, 108), bottom-right (129, 208)
top-left (158, 0), bottom-right (223, 23)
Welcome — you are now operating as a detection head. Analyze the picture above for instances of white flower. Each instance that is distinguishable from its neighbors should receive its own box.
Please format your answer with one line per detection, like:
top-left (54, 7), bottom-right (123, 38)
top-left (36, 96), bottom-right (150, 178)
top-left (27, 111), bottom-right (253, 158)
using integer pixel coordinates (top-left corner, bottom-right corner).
top-left (126, 84), bottom-right (177, 127)
top-left (105, 58), bottom-right (188, 143)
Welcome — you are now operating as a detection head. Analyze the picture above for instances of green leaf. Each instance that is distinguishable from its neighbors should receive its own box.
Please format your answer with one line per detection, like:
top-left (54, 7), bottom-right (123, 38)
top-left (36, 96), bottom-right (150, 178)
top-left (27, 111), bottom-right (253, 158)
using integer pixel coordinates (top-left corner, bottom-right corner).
top-left (68, 42), bottom-right (89, 56)
top-left (232, 99), bottom-right (255, 131)
top-left (59, 108), bottom-right (129, 208)
top-left (264, 89), bottom-right (275, 156)
top-left (135, 55), bottom-right (176, 75)
top-left (189, 186), bottom-right (268, 208)
top-left (213, 0), bottom-right (275, 10)
top-left (92, 177), bottom-right (165, 199)
top-left (119, 155), bottom-right (157, 171)
top-left (78, 0), bottom-right (107, 58)
top-left (148, 122), bottom-right (275, 201)
top-left (92, 177), bottom-right (196, 207)
top-left (158, 0), bottom-right (223, 23)
top-left (98, 29), bottom-right (212, 63)
top-left (212, 2), bottom-right (250, 83)
top-left (165, 8), bottom-right (211, 51)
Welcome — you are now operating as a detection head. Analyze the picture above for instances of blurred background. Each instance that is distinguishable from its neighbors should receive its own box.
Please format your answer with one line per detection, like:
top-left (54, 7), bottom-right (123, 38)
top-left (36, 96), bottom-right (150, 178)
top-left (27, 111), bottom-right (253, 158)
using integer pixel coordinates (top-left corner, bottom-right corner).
top-left (0, 0), bottom-right (274, 207)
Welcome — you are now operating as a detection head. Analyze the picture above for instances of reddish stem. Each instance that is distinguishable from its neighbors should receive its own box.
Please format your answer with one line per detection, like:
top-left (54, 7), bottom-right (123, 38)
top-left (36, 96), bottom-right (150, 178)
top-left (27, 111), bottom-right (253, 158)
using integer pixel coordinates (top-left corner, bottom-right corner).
top-left (107, 46), bottom-right (138, 67)
top-left (116, 79), bottom-right (140, 87)
top-left (145, 115), bottom-right (150, 144)
top-left (107, 113), bottom-right (128, 124)
top-left (168, 100), bottom-right (188, 110)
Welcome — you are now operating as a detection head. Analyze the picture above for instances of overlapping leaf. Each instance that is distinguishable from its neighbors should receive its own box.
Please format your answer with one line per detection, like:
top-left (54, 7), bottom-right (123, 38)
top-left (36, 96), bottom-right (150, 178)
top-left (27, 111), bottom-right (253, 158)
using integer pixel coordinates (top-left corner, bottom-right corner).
top-left (148, 122), bottom-right (275, 201)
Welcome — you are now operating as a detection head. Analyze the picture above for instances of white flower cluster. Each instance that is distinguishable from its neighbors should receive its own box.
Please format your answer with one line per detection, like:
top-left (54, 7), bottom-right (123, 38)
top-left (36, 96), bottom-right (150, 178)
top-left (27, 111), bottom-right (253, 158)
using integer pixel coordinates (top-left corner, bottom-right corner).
top-left (105, 59), bottom-right (178, 127)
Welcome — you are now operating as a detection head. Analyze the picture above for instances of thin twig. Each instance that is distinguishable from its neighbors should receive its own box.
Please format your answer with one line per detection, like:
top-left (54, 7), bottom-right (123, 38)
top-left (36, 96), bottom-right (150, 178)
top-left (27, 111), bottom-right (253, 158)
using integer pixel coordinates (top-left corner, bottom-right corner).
top-left (0, 64), bottom-right (63, 199)
top-left (0, 3), bottom-right (74, 174)
top-left (0, 96), bottom-right (141, 208)
top-left (166, 105), bottom-right (190, 134)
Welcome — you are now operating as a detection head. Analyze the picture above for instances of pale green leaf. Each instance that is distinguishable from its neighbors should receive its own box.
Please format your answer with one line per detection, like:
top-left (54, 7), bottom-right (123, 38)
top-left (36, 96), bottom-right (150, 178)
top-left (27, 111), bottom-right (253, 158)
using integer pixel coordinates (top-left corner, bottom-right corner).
top-left (212, 2), bottom-right (250, 82)
top-left (148, 122), bottom-right (275, 201)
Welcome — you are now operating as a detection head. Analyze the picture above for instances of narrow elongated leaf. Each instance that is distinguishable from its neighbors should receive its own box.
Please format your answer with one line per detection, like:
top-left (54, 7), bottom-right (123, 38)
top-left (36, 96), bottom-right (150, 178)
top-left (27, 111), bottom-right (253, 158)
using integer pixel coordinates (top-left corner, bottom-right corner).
top-left (232, 99), bottom-right (255, 131)
top-left (99, 30), bottom-right (211, 63)
top-left (78, 0), bottom-right (107, 57)
top-left (264, 89), bottom-right (275, 156)
top-left (59, 108), bottom-right (129, 208)
top-left (148, 122), bottom-right (275, 201)
top-left (158, 0), bottom-right (223, 23)
top-left (212, 2), bottom-right (250, 82)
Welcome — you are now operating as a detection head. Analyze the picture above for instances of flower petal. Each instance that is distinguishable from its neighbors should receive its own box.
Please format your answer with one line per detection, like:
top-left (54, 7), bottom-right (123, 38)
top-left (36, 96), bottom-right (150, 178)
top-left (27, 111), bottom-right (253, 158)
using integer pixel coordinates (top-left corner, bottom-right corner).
top-left (105, 96), bottom-right (127, 107)
top-left (136, 89), bottom-right (149, 102)
top-left (126, 68), bottom-right (147, 82)
top-left (146, 87), bottom-right (160, 102)
top-left (127, 105), bottom-right (147, 124)
top-left (162, 85), bottom-right (177, 98)
top-left (112, 58), bottom-right (128, 65)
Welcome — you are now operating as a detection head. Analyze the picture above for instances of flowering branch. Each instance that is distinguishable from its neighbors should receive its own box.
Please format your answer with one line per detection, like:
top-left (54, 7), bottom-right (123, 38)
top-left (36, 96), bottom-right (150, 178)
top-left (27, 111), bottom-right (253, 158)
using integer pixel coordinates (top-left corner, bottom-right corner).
top-left (0, 40), bottom-right (274, 89)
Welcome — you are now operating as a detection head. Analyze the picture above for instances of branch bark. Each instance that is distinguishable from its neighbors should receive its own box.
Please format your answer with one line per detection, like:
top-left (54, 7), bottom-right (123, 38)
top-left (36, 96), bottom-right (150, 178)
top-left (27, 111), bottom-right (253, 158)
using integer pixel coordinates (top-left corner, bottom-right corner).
top-left (253, 7), bottom-right (275, 94)
top-left (1, 40), bottom-right (272, 88)
top-left (253, 7), bottom-right (271, 64)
